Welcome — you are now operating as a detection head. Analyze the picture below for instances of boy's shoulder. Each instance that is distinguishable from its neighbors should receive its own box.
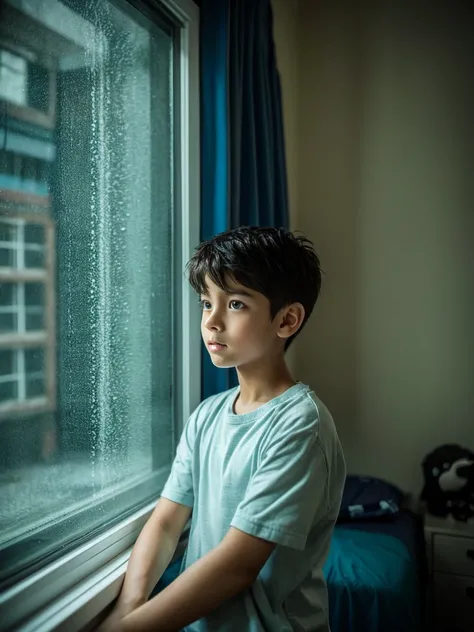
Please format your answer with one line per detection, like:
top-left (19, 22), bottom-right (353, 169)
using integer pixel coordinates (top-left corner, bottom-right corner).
top-left (263, 384), bottom-right (333, 440)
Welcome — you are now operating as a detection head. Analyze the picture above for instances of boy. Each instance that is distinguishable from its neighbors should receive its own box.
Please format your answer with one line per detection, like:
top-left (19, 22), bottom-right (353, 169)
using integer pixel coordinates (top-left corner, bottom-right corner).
top-left (98, 227), bottom-right (346, 631)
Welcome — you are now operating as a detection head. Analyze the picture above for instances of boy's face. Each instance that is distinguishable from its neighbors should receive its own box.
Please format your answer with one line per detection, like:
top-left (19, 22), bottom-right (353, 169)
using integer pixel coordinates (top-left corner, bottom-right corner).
top-left (200, 275), bottom-right (284, 369)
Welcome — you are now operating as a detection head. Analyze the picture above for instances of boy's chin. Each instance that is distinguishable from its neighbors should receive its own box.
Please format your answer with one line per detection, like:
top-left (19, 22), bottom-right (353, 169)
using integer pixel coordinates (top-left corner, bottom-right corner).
top-left (208, 355), bottom-right (235, 369)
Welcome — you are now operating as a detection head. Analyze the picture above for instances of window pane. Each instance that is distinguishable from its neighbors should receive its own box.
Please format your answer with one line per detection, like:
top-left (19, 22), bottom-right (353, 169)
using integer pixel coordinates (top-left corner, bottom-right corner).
top-left (0, 283), bottom-right (17, 307)
top-left (24, 248), bottom-right (45, 269)
top-left (0, 0), bottom-right (176, 588)
top-left (25, 349), bottom-right (44, 374)
top-left (0, 247), bottom-right (16, 268)
top-left (0, 221), bottom-right (17, 242)
top-left (0, 312), bottom-right (17, 333)
top-left (0, 350), bottom-right (16, 376)
top-left (0, 49), bottom-right (27, 107)
top-left (25, 311), bottom-right (45, 331)
top-left (0, 380), bottom-right (18, 403)
top-left (25, 283), bottom-right (44, 307)
top-left (24, 224), bottom-right (45, 246)
top-left (26, 376), bottom-right (45, 399)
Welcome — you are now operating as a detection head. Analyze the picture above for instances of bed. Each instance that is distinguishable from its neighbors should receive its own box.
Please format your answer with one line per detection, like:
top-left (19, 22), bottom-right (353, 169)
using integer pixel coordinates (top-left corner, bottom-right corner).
top-left (324, 475), bottom-right (426, 632)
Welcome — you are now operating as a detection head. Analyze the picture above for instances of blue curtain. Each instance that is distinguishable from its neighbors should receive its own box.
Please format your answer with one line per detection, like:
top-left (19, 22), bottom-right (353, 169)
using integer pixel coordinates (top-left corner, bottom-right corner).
top-left (200, 0), bottom-right (289, 400)
top-left (200, 0), bottom-right (231, 399)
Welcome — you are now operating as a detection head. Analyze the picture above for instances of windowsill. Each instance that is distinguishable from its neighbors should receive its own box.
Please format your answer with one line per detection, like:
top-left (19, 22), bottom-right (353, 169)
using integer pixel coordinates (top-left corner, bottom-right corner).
top-left (16, 520), bottom-right (189, 632)
top-left (0, 494), bottom-right (181, 631)
top-left (82, 535), bottom-right (188, 632)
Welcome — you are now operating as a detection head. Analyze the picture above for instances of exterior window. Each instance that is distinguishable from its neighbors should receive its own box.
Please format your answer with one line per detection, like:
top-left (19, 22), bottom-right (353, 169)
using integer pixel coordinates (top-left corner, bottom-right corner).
top-left (0, 0), bottom-right (186, 599)
top-left (0, 50), bottom-right (28, 108)
top-left (0, 217), bottom-right (54, 415)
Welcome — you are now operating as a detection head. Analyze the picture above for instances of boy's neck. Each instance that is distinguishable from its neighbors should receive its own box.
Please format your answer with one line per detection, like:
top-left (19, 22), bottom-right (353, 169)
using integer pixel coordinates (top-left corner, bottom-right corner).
top-left (233, 355), bottom-right (296, 414)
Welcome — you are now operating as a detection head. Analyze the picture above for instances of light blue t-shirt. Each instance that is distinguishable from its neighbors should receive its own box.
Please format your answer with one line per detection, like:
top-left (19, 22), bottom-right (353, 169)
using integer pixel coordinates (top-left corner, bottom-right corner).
top-left (161, 382), bottom-right (346, 631)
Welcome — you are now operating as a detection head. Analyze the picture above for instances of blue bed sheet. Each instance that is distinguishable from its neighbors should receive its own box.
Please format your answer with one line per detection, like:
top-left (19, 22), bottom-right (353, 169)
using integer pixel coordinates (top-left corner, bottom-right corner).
top-left (324, 512), bottom-right (422, 632)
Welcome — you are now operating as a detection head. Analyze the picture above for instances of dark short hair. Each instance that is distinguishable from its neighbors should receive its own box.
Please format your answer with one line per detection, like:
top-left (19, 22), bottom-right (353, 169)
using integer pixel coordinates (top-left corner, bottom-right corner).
top-left (186, 226), bottom-right (322, 349)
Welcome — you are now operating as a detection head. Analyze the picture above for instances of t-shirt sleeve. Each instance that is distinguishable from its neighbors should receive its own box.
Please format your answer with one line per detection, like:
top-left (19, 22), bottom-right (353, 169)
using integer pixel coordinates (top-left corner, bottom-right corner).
top-left (231, 418), bottom-right (329, 550)
top-left (160, 407), bottom-right (199, 508)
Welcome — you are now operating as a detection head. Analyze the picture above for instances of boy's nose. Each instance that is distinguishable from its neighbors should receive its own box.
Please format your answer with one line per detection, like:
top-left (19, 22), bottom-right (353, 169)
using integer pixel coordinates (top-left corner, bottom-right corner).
top-left (205, 310), bottom-right (224, 331)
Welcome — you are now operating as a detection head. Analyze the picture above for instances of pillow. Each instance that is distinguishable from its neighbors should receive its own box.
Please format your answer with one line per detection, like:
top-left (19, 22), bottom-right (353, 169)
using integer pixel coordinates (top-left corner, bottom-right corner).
top-left (338, 475), bottom-right (405, 521)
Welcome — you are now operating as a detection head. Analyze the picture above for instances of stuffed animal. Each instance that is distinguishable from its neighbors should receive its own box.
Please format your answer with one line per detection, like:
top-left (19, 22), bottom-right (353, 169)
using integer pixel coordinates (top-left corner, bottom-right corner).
top-left (421, 443), bottom-right (474, 521)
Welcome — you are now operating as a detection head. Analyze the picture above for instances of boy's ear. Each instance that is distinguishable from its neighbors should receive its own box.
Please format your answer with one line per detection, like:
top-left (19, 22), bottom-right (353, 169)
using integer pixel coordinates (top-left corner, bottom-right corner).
top-left (276, 303), bottom-right (305, 341)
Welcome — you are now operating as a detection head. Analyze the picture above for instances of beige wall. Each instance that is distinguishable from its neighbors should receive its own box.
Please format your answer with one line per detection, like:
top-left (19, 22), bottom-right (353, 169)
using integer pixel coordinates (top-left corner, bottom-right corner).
top-left (272, 0), bottom-right (300, 229)
top-left (272, 0), bottom-right (301, 372)
top-left (273, 0), bottom-right (474, 495)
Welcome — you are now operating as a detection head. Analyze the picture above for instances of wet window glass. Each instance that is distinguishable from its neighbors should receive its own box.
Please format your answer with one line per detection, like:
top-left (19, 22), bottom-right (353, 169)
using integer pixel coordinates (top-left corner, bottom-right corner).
top-left (0, 0), bottom-right (176, 588)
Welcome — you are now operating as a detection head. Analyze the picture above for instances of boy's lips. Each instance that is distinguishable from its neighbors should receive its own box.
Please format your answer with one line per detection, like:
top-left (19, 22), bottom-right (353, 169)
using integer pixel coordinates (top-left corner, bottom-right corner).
top-left (208, 340), bottom-right (226, 346)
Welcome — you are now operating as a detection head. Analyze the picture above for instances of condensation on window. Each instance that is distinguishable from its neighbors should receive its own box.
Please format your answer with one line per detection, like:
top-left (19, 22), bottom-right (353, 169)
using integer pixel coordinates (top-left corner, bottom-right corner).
top-left (0, 0), bottom-right (175, 583)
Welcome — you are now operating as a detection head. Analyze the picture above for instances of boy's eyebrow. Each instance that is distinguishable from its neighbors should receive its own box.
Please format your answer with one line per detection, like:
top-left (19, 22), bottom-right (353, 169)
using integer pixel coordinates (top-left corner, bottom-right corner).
top-left (200, 288), bottom-right (255, 298)
top-left (225, 288), bottom-right (255, 298)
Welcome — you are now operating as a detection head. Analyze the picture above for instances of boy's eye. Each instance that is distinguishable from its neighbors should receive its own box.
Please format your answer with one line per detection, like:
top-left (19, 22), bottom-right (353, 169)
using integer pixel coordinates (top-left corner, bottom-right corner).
top-left (199, 299), bottom-right (245, 310)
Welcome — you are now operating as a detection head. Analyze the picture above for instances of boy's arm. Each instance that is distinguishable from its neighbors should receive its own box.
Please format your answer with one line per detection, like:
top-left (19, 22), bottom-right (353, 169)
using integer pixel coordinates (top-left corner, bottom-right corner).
top-left (117, 527), bottom-right (276, 632)
top-left (109, 498), bottom-right (192, 616)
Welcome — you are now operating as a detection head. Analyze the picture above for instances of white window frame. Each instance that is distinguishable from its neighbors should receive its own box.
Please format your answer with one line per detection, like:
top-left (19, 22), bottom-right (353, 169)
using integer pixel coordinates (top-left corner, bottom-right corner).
top-left (0, 215), bottom-right (55, 418)
top-left (0, 0), bottom-right (200, 629)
